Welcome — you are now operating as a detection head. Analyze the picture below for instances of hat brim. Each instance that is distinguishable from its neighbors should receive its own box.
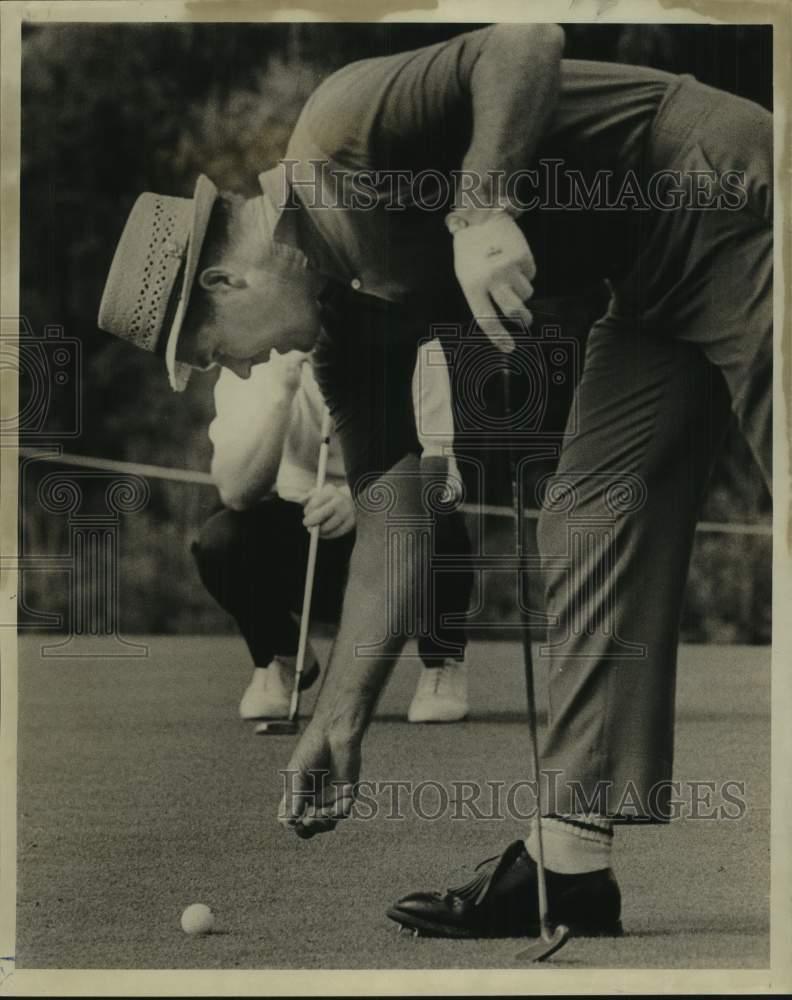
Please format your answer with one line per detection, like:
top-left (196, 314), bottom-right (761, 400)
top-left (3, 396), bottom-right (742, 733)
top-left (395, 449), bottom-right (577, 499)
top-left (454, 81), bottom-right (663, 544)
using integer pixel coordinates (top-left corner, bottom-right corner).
top-left (164, 174), bottom-right (219, 392)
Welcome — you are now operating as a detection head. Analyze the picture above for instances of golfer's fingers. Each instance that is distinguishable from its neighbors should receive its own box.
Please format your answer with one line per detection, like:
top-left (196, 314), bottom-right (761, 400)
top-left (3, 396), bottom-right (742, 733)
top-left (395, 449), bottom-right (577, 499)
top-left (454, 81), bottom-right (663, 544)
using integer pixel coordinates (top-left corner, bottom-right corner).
top-left (303, 498), bottom-right (338, 528)
top-left (490, 283), bottom-right (533, 331)
top-left (465, 288), bottom-right (493, 326)
top-left (478, 314), bottom-right (516, 354)
top-left (507, 269), bottom-right (534, 302)
top-left (465, 289), bottom-right (515, 354)
top-left (303, 484), bottom-right (335, 513)
top-left (278, 771), bottom-right (312, 830)
top-left (506, 236), bottom-right (537, 282)
top-left (318, 509), bottom-right (345, 537)
top-left (295, 784), bottom-right (356, 838)
top-left (321, 515), bottom-right (353, 540)
top-left (517, 249), bottom-right (537, 283)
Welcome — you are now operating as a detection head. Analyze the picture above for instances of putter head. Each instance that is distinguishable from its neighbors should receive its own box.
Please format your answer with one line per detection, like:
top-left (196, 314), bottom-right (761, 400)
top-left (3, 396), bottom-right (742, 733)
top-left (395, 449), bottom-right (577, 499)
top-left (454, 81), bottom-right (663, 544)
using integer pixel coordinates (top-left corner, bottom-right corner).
top-left (515, 924), bottom-right (570, 962)
top-left (253, 719), bottom-right (299, 736)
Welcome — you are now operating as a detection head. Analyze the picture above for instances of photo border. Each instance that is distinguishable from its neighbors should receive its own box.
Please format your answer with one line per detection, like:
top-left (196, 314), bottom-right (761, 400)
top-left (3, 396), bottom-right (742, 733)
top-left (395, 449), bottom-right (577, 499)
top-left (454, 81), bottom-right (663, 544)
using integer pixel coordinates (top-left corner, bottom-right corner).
top-left (1, 0), bottom-right (790, 994)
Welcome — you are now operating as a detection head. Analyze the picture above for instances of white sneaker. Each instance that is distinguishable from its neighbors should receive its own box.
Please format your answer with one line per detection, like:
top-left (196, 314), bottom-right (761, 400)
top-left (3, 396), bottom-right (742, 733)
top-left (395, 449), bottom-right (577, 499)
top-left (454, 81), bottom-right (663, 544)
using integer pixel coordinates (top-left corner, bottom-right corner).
top-left (407, 662), bottom-right (469, 723)
top-left (238, 660), bottom-right (291, 720)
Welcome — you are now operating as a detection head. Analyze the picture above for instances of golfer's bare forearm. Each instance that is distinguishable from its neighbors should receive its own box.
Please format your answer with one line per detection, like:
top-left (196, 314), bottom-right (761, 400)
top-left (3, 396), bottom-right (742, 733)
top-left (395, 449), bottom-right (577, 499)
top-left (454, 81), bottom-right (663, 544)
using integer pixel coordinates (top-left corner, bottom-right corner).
top-left (309, 460), bottom-right (424, 737)
top-left (310, 583), bottom-right (396, 737)
top-left (460, 23), bottom-right (565, 218)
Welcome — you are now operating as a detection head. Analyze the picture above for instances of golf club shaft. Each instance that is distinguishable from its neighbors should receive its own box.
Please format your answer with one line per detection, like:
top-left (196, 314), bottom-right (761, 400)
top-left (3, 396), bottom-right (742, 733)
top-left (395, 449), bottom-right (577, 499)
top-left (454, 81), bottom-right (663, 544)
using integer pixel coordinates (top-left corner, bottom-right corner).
top-left (288, 406), bottom-right (333, 721)
top-left (502, 363), bottom-right (551, 936)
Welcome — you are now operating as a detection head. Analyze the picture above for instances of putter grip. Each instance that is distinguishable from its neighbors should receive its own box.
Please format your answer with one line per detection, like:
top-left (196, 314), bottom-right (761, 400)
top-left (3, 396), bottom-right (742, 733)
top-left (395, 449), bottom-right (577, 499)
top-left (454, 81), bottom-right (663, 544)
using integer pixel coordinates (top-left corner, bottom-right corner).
top-left (501, 365), bottom-right (513, 420)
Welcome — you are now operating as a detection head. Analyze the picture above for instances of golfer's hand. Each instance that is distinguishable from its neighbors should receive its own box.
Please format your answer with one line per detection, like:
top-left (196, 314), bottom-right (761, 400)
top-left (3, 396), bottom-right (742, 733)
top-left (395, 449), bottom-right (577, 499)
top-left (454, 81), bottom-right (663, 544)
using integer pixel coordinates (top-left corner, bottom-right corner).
top-left (452, 211), bottom-right (536, 353)
top-left (302, 484), bottom-right (356, 539)
top-left (268, 348), bottom-right (308, 398)
top-left (278, 722), bottom-right (360, 839)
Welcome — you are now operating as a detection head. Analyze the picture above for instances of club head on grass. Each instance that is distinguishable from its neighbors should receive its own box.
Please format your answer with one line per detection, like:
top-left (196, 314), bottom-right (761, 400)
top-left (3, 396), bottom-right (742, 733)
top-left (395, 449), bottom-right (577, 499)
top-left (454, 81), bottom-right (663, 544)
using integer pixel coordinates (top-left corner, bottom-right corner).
top-left (515, 924), bottom-right (570, 962)
top-left (254, 719), bottom-right (299, 735)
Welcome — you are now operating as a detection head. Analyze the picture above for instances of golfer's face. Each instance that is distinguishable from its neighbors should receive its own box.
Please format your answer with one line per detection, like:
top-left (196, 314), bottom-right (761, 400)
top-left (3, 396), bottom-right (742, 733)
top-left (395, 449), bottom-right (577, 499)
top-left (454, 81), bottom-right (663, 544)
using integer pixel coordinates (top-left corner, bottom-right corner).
top-left (187, 268), bottom-right (320, 379)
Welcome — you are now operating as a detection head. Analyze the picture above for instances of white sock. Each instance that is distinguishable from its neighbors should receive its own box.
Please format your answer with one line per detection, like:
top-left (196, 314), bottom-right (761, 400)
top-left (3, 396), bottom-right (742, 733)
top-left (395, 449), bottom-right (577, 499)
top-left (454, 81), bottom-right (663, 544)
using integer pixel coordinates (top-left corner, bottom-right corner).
top-left (525, 815), bottom-right (613, 874)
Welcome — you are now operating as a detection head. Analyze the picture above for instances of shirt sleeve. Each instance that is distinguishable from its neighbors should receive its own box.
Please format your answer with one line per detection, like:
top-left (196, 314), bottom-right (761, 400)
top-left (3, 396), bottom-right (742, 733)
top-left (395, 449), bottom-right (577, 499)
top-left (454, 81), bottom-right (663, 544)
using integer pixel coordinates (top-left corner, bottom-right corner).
top-left (208, 364), bottom-right (278, 458)
top-left (412, 340), bottom-right (461, 481)
top-left (288, 27), bottom-right (494, 173)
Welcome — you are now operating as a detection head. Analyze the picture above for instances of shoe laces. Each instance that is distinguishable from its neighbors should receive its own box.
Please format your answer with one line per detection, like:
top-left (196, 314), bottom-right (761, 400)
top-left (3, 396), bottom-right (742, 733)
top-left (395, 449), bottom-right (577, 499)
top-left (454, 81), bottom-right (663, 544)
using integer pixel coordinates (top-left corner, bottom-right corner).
top-left (447, 851), bottom-right (501, 900)
top-left (417, 667), bottom-right (443, 696)
top-left (430, 662), bottom-right (458, 693)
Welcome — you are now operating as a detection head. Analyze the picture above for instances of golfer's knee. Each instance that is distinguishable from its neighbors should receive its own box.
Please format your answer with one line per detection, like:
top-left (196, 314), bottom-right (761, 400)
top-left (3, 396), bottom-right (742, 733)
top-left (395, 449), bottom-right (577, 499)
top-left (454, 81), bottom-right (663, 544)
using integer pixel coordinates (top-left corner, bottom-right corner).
top-left (537, 502), bottom-right (566, 561)
top-left (191, 509), bottom-right (245, 582)
top-left (537, 495), bottom-right (576, 611)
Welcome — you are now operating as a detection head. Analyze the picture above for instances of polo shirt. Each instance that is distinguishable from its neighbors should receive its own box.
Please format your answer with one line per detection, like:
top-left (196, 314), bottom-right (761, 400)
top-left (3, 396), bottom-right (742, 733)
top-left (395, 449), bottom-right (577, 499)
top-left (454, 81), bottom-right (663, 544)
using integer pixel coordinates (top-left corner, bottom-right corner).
top-left (259, 26), bottom-right (677, 304)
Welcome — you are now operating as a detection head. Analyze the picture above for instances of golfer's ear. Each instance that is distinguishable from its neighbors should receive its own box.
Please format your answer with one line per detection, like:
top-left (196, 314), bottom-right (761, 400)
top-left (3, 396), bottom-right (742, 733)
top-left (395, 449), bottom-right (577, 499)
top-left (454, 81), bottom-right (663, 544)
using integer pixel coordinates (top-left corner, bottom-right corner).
top-left (198, 267), bottom-right (246, 292)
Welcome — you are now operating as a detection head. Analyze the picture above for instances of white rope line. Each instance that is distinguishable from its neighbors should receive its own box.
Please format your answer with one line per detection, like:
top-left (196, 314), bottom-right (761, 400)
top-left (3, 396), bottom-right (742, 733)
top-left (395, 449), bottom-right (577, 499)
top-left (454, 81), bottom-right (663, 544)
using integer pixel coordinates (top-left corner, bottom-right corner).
top-left (19, 447), bottom-right (215, 485)
top-left (468, 501), bottom-right (772, 536)
top-left (18, 447), bottom-right (773, 537)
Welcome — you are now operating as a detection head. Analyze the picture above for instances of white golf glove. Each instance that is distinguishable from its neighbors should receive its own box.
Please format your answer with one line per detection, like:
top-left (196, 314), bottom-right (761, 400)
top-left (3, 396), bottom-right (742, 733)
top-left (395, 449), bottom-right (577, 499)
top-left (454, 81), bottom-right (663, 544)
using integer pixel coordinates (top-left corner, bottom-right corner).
top-left (451, 211), bottom-right (536, 353)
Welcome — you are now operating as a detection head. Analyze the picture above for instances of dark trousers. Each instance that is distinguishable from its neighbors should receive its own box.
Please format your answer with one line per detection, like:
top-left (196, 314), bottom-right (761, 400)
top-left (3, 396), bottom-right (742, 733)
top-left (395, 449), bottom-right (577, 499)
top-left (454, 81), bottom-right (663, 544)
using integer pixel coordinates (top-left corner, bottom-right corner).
top-left (192, 495), bottom-right (472, 668)
top-left (538, 78), bottom-right (772, 820)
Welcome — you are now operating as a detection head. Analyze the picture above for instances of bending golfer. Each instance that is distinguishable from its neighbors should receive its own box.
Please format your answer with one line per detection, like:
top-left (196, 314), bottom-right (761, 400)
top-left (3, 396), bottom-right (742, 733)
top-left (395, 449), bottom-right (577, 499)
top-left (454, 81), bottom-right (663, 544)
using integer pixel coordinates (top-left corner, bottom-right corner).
top-left (98, 24), bottom-right (772, 938)
top-left (192, 344), bottom-right (473, 724)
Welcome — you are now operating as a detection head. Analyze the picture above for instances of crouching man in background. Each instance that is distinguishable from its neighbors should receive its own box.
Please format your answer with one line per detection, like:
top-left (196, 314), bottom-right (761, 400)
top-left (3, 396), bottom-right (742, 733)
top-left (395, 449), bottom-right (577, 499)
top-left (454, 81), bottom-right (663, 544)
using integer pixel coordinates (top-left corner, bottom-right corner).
top-left (191, 343), bottom-right (474, 724)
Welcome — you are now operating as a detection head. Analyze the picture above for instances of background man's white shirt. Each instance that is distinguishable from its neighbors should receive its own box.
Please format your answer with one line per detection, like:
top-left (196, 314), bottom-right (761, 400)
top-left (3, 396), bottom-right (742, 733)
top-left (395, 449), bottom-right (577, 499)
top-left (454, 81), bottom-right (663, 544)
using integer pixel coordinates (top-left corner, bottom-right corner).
top-left (209, 340), bottom-right (460, 504)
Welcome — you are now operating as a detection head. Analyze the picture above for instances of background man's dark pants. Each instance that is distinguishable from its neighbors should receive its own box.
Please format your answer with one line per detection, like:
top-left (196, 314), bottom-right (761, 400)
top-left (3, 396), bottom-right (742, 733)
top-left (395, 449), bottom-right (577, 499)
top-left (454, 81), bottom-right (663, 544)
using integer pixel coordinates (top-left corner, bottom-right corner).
top-left (192, 496), bottom-right (472, 669)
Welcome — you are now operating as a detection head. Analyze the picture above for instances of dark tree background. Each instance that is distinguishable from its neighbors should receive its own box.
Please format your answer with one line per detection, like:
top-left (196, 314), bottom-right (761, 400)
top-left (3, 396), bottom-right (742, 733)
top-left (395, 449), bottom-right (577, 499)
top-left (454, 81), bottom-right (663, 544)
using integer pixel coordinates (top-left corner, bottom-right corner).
top-left (18, 23), bottom-right (772, 641)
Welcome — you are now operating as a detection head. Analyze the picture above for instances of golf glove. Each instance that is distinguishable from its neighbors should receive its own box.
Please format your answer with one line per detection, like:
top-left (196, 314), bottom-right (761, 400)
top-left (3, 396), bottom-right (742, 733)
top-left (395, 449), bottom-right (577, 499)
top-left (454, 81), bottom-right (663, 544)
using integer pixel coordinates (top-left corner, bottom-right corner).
top-left (450, 211), bottom-right (536, 353)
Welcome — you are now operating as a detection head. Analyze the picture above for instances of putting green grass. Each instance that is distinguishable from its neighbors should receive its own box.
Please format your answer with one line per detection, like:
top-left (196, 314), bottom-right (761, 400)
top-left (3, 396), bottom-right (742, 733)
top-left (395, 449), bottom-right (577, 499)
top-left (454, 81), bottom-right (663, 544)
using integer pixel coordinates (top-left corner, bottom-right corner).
top-left (15, 638), bottom-right (769, 969)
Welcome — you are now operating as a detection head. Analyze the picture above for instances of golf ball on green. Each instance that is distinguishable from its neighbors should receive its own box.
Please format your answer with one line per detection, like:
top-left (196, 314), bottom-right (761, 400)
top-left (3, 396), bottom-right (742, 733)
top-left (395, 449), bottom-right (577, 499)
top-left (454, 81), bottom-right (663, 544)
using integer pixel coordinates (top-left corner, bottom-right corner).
top-left (181, 903), bottom-right (214, 935)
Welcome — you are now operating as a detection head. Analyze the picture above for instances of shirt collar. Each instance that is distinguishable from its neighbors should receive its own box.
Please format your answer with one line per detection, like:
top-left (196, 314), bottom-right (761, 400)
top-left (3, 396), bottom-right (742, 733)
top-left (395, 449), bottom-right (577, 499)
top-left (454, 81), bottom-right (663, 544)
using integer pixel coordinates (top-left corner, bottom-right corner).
top-left (258, 164), bottom-right (348, 284)
top-left (257, 166), bottom-right (293, 244)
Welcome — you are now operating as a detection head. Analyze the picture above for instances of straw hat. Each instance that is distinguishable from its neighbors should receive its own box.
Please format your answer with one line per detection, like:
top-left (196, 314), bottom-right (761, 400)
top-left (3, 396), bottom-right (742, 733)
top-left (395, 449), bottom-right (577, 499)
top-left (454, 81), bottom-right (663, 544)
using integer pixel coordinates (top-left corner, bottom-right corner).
top-left (98, 174), bottom-right (218, 392)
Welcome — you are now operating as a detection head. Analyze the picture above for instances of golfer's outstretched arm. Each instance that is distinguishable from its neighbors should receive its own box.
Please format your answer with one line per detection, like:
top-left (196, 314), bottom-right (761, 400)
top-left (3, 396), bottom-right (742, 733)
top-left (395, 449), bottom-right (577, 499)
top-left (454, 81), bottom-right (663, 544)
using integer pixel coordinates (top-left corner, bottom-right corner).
top-left (279, 455), bottom-right (425, 838)
top-left (458, 23), bottom-right (565, 219)
top-left (320, 455), bottom-right (424, 727)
